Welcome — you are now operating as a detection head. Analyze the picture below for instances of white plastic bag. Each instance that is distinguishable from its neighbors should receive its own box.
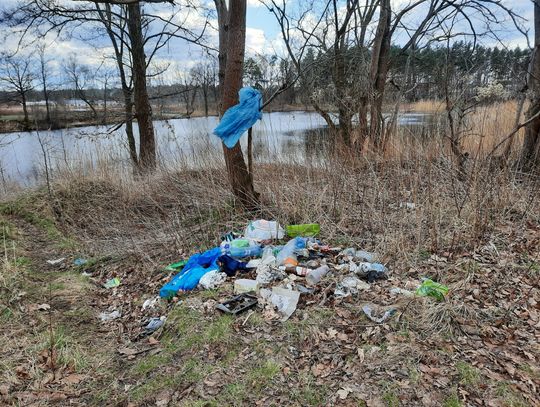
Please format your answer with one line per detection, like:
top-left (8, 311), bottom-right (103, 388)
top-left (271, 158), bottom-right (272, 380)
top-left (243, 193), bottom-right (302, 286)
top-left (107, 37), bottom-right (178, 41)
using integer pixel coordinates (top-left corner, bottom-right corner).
top-left (245, 220), bottom-right (285, 241)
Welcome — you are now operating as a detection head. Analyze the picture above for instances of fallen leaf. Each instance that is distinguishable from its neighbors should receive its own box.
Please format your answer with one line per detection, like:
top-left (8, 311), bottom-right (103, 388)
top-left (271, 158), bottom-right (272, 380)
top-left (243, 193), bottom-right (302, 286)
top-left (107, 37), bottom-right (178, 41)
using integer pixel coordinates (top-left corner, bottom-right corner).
top-left (337, 388), bottom-right (350, 399)
top-left (0, 385), bottom-right (9, 396)
top-left (357, 348), bottom-right (365, 363)
top-left (148, 337), bottom-right (160, 346)
top-left (62, 374), bottom-right (85, 385)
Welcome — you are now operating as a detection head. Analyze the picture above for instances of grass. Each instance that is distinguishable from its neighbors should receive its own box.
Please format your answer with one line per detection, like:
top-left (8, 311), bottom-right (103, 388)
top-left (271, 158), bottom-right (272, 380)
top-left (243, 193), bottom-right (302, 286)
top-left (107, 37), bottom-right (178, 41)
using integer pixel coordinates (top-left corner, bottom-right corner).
top-left (0, 99), bottom-right (538, 405)
top-left (443, 391), bottom-right (462, 407)
top-left (456, 361), bottom-right (480, 386)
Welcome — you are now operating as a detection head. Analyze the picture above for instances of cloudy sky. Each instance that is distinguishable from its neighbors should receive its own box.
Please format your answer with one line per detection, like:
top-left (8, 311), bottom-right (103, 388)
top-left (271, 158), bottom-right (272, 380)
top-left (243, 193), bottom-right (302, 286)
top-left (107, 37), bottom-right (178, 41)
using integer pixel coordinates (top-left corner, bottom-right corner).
top-left (0, 0), bottom-right (535, 88)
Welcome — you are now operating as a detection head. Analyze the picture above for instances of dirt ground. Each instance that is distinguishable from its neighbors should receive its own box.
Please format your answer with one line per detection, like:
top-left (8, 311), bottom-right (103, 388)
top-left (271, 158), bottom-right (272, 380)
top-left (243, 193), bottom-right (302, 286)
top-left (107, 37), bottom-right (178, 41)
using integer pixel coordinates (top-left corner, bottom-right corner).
top-left (0, 202), bottom-right (538, 406)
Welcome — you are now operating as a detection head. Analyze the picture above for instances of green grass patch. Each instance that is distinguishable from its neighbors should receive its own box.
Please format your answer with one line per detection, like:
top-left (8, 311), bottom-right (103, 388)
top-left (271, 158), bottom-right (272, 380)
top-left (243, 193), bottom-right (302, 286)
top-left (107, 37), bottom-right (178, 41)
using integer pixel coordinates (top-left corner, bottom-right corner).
top-left (456, 361), bottom-right (480, 386)
top-left (289, 372), bottom-right (329, 406)
top-left (443, 391), bottom-right (462, 407)
top-left (130, 356), bottom-right (205, 402)
top-left (495, 382), bottom-right (528, 407)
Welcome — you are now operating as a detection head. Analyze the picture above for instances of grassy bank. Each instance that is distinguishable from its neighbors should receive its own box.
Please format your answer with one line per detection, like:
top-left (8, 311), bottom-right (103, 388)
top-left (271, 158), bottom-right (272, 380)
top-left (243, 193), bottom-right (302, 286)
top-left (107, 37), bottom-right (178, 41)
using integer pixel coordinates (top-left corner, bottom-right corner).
top-left (0, 151), bottom-right (539, 406)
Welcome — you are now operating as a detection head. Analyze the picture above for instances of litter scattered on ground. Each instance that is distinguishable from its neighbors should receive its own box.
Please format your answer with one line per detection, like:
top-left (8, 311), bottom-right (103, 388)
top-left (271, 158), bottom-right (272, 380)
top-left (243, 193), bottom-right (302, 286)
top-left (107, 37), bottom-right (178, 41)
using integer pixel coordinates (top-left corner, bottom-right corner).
top-left (400, 202), bottom-right (416, 210)
top-left (46, 258), bottom-right (65, 266)
top-left (245, 219), bottom-right (284, 240)
top-left (234, 279), bottom-right (259, 294)
top-left (389, 287), bottom-right (414, 297)
top-left (99, 310), bottom-right (121, 322)
top-left (142, 297), bottom-right (160, 310)
top-left (160, 247), bottom-right (221, 297)
top-left (416, 278), bottom-right (449, 301)
top-left (261, 287), bottom-right (300, 321)
top-left (286, 223), bottom-right (320, 237)
top-left (73, 258), bottom-right (87, 266)
top-left (334, 275), bottom-right (370, 298)
top-left (104, 277), bottom-right (121, 289)
top-left (217, 255), bottom-right (249, 276)
top-left (361, 304), bottom-right (396, 323)
top-left (199, 270), bottom-right (227, 289)
top-left (165, 260), bottom-right (187, 272)
top-left (158, 220), bottom-right (403, 322)
top-left (145, 316), bottom-right (166, 333)
top-left (37, 303), bottom-right (51, 311)
top-left (216, 293), bottom-right (258, 315)
top-left (305, 265), bottom-right (329, 285)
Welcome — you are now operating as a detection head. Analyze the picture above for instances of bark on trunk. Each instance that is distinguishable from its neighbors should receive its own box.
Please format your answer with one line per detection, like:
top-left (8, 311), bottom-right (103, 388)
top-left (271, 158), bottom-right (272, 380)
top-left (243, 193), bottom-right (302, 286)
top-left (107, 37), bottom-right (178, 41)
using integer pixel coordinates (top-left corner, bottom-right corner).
top-left (123, 90), bottom-right (138, 168)
top-left (127, 2), bottom-right (156, 171)
top-left (369, 0), bottom-right (391, 149)
top-left (521, 0), bottom-right (540, 170)
top-left (216, 0), bottom-right (259, 209)
top-left (21, 93), bottom-right (29, 130)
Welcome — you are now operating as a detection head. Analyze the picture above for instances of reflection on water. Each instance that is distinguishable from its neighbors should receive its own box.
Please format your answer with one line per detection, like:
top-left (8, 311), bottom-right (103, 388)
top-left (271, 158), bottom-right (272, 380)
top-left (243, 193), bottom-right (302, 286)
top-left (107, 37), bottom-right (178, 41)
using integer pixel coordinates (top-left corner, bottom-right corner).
top-left (0, 111), bottom-right (435, 186)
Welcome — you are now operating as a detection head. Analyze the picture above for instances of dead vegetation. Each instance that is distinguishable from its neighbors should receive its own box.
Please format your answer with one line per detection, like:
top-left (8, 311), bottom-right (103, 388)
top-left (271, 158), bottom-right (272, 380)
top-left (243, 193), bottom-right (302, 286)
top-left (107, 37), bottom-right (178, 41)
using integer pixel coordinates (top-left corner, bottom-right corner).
top-left (0, 142), bottom-right (539, 406)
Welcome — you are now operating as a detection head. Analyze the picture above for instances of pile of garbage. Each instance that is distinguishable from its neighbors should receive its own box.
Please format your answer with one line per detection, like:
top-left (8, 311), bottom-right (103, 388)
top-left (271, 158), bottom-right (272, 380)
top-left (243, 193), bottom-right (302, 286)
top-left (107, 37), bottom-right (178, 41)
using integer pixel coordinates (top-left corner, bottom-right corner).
top-left (158, 219), bottom-right (432, 322)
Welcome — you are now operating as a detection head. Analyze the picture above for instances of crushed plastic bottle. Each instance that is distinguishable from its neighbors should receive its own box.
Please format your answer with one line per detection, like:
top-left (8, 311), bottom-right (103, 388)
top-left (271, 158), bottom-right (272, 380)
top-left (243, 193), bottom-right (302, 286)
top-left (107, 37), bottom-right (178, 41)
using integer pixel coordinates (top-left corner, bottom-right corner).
top-left (306, 265), bottom-right (330, 285)
top-left (276, 237), bottom-right (306, 266)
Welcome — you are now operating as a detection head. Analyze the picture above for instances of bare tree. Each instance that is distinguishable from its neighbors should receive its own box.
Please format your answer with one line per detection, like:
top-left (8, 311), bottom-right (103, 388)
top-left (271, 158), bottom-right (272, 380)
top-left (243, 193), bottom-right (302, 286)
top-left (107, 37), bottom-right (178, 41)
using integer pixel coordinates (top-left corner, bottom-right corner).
top-left (37, 43), bottom-right (52, 127)
top-left (267, 0), bottom-right (526, 151)
top-left (522, 0), bottom-right (540, 170)
top-left (214, 0), bottom-right (259, 208)
top-left (2, 0), bottom-right (211, 172)
top-left (0, 55), bottom-right (35, 130)
top-left (64, 55), bottom-right (99, 120)
top-left (190, 59), bottom-right (216, 117)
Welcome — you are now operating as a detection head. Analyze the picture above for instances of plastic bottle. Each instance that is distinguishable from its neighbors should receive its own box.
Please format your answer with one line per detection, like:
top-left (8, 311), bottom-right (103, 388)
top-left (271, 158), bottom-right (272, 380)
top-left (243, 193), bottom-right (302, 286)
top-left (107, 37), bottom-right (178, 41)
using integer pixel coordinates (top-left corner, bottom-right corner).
top-left (306, 265), bottom-right (330, 285)
top-left (261, 246), bottom-right (276, 266)
top-left (220, 239), bottom-right (262, 258)
top-left (276, 237), bottom-right (306, 266)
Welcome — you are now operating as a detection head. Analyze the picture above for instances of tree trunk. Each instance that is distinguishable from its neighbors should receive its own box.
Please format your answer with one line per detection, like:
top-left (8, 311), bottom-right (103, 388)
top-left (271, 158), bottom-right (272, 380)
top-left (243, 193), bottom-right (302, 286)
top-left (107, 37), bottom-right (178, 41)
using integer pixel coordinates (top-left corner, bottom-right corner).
top-left (124, 90), bottom-right (139, 168)
top-left (369, 0), bottom-right (391, 150)
top-left (127, 2), bottom-right (156, 171)
top-left (21, 92), bottom-right (29, 130)
top-left (521, 0), bottom-right (540, 170)
top-left (203, 86), bottom-right (209, 117)
top-left (216, 0), bottom-right (259, 209)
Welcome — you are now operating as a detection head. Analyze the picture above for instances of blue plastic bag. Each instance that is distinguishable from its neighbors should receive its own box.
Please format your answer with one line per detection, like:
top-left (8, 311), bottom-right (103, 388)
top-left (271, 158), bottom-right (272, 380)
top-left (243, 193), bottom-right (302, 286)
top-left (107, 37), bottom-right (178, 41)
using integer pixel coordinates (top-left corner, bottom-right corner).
top-left (213, 87), bottom-right (262, 148)
top-left (160, 247), bottom-right (221, 298)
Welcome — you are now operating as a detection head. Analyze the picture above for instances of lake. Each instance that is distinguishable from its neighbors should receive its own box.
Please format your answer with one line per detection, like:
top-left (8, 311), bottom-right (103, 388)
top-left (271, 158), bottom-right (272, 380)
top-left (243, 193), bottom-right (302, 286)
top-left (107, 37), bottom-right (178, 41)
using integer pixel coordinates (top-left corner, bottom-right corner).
top-left (0, 111), bottom-right (433, 186)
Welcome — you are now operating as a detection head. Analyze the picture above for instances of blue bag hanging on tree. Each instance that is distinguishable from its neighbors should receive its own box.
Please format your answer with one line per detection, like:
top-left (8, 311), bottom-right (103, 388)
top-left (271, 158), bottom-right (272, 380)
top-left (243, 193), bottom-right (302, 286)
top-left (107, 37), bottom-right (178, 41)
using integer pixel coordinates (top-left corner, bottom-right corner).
top-left (213, 87), bottom-right (262, 148)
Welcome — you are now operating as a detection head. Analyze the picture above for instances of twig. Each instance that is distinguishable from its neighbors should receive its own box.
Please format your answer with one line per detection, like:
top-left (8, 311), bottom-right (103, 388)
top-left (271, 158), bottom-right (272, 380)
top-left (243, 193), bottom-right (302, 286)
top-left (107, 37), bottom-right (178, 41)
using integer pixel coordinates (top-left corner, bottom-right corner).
top-left (488, 109), bottom-right (540, 158)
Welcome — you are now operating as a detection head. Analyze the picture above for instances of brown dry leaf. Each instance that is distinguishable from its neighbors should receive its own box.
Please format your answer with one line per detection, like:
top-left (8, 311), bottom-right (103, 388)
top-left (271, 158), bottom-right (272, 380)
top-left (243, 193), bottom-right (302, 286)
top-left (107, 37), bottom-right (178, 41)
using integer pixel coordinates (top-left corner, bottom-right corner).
top-left (148, 337), bottom-right (160, 346)
top-left (15, 365), bottom-right (30, 379)
top-left (337, 332), bottom-right (348, 341)
top-left (311, 363), bottom-right (326, 377)
top-left (41, 372), bottom-right (55, 386)
top-left (117, 347), bottom-right (138, 356)
top-left (357, 348), bottom-right (365, 363)
top-left (50, 392), bottom-right (67, 401)
top-left (0, 385), bottom-right (9, 396)
top-left (62, 374), bottom-right (85, 385)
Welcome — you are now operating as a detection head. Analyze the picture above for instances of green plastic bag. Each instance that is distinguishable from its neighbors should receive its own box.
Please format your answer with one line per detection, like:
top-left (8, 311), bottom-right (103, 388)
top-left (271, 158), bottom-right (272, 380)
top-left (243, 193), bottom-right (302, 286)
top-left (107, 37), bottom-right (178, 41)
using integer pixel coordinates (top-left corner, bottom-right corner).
top-left (104, 277), bottom-right (121, 289)
top-left (416, 279), bottom-right (449, 301)
top-left (286, 223), bottom-right (320, 237)
top-left (165, 260), bottom-right (188, 272)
